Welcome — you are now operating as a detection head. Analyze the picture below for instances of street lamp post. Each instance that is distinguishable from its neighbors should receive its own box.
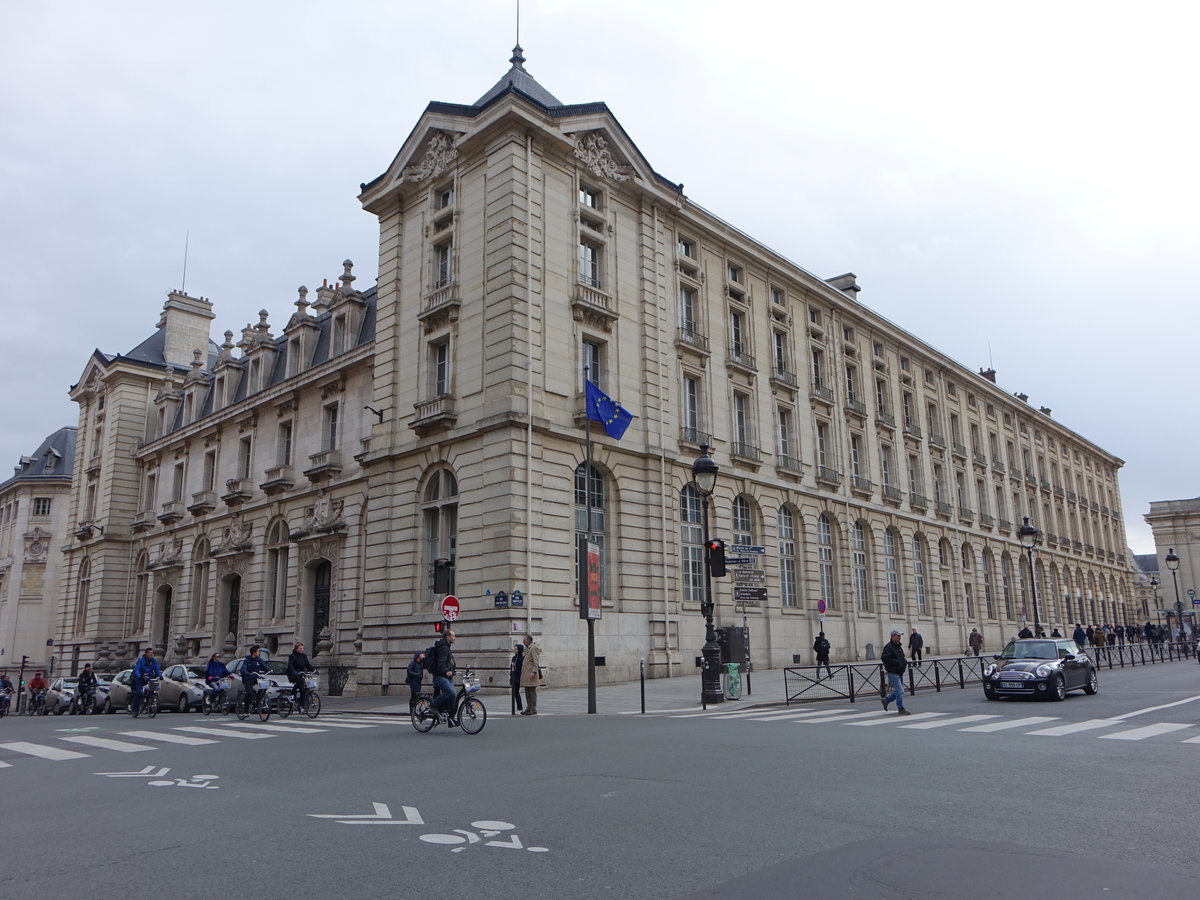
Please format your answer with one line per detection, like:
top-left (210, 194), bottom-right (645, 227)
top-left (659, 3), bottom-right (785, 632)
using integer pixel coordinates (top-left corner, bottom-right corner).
top-left (692, 444), bottom-right (724, 706)
top-left (1017, 517), bottom-right (1043, 636)
top-left (1151, 576), bottom-right (1160, 628)
top-left (1165, 549), bottom-right (1183, 643)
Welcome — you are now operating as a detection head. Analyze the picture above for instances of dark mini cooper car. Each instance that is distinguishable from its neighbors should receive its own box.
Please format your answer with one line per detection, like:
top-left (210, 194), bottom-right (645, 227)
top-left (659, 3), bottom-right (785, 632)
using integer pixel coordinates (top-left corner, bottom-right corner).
top-left (983, 638), bottom-right (1098, 701)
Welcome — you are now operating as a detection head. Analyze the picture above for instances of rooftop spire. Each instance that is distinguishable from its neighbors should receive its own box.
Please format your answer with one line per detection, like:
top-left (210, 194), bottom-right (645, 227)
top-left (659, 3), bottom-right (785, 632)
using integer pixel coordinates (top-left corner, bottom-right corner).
top-left (510, 44), bottom-right (525, 68)
top-left (474, 42), bottom-right (562, 108)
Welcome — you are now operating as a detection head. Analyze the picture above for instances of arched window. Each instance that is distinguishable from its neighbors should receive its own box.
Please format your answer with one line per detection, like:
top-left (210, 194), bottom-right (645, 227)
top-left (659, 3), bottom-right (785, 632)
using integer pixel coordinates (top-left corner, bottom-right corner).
top-left (267, 520), bottom-right (290, 619)
top-left (852, 521), bottom-right (870, 612)
top-left (74, 557), bottom-right (91, 635)
top-left (732, 496), bottom-right (754, 545)
top-left (912, 536), bottom-right (928, 615)
top-left (424, 468), bottom-right (459, 599)
top-left (778, 507), bottom-right (798, 608)
top-left (883, 528), bottom-right (901, 614)
top-left (680, 485), bottom-right (704, 605)
top-left (574, 463), bottom-right (606, 599)
top-left (982, 550), bottom-right (995, 619)
top-left (190, 538), bottom-right (210, 628)
top-left (818, 514), bottom-right (837, 611)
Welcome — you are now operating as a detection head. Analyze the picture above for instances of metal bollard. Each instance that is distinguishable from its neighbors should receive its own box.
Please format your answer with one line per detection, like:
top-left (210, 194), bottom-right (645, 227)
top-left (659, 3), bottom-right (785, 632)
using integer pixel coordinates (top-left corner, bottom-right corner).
top-left (640, 657), bottom-right (645, 715)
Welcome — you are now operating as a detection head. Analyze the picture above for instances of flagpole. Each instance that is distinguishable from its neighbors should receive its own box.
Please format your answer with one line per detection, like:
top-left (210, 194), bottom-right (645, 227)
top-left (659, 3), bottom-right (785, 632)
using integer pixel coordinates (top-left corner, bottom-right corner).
top-left (583, 366), bottom-right (597, 714)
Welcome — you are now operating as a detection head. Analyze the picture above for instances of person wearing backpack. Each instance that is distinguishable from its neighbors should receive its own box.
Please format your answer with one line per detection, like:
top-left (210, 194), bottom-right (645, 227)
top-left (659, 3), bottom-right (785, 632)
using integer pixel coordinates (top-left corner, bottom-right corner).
top-left (813, 632), bottom-right (832, 679)
top-left (428, 629), bottom-right (457, 725)
top-left (405, 650), bottom-right (426, 714)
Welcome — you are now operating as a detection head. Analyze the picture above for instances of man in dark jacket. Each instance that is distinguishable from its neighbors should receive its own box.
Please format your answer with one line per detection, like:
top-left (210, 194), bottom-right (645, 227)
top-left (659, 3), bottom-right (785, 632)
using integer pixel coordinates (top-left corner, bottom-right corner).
top-left (429, 629), bottom-right (457, 723)
top-left (509, 643), bottom-right (524, 714)
top-left (130, 649), bottom-right (161, 716)
top-left (72, 663), bottom-right (98, 714)
top-left (907, 628), bottom-right (924, 665)
top-left (813, 632), bottom-right (832, 679)
top-left (240, 646), bottom-right (271, 710)
top-left (880, 630), bottom-right (911, 715)
top-left (1073, 624), bottom-right (1087, 649)
top-left (286, 641), bottom-right (315, 710)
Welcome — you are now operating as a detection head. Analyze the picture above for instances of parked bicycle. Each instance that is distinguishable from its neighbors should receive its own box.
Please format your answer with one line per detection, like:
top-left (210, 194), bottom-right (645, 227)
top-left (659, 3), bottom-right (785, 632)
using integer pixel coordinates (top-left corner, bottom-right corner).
top-left (131, 678), bottom-right (161, 719)
top-left (277, 672), bottom-right (321, 719)
top-left (202, 676), bottom-right (234, 716)
top-left (235, 678), bottom-right (272, 722)
top-left (411, 667), bottom-right (486, 734)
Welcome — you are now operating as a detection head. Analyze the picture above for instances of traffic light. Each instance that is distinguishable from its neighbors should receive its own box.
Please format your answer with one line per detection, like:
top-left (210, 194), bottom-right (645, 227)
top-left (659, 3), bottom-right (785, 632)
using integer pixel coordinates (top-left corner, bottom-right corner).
top-left (433, 558), bottom-right (454, 594)
top-left (434, 621), bottom-right (444, 634)
top-left (706, 539), bottom-right (727, 577)
top-left (21, 655), bottom-right (28, 667)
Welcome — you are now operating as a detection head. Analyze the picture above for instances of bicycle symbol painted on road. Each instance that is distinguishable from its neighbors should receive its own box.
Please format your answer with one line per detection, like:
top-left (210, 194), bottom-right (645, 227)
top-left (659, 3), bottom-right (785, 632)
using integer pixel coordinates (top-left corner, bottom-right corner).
top-left (419, 820), bottom-right (548, 853)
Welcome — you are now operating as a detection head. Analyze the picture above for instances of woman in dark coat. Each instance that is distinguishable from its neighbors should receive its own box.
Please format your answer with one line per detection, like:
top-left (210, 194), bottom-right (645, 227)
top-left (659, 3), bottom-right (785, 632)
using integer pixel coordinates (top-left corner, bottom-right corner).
top-left (406, 651), bottom-right (426, 714)
top-left (509, 642), bottom-right (524, 715)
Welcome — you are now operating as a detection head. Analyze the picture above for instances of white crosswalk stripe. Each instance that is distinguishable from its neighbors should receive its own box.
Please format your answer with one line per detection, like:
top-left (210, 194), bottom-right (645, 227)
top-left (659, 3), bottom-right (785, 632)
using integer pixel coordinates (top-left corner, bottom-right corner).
top-left (899, 714), bottom-right (1001, 730)
top-left (119, 730), bottom-right (217, 745)
top-left (0, 741), bottom-right (90, 760)
top-left (1026, 718), bottom-right (1122, 736)
top-left (1098, 723), bottom-right (1192, 741)
top-left (958, 716), bottom-right (1059, 733)
top-left (60, 735), bottom-right (155, 752)
top-left (847, 711), bottom-right (948, 726)
top-left (219, 722), bottom-right (327, 734)
top-left (173, 726), bottom-right (276, 740)
top-left (795, 710), bottom-right (890, 724)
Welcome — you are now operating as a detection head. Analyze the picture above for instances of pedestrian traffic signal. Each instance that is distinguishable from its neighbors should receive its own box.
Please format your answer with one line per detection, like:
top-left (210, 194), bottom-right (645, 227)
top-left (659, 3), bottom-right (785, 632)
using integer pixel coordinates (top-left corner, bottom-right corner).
top-left (434, 621), bottom-right (444, 634)
top-left (706, 539), bottom-right (727, 577)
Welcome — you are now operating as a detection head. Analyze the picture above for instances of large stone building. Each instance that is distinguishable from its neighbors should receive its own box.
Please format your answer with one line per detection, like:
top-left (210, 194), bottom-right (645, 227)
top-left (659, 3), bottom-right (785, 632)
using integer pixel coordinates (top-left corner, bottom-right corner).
top-left (1144, 497), bottom-right (1200, 635)
top-left (55, 49), bottom-right (1138, 691)
top-left (0, 427), bottom-right (77, 672)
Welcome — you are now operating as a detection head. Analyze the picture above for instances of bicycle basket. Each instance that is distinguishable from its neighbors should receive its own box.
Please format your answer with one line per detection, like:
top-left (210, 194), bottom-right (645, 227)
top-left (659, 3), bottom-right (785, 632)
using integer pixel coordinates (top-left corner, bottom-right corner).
top-left (305, 677), bottom-right (318, 690)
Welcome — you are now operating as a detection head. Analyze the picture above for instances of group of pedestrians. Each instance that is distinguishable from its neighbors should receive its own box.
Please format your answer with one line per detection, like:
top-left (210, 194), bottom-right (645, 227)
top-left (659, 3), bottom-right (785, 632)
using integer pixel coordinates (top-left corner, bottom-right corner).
top-left (406, 631), bottom-right (544, 720)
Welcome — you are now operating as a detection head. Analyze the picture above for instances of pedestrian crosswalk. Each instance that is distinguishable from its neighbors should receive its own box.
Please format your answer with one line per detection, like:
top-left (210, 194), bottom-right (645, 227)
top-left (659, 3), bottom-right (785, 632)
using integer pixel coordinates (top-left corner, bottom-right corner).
top-left (662, 706), bottom-right (1200, 744)
top-left (0, 715), bottom-right (409, 771)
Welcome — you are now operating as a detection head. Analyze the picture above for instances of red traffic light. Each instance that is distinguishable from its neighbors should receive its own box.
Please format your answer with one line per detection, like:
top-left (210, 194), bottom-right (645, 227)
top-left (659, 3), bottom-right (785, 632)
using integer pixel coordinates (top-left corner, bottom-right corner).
top-left (706, 539), bottom-right (727, 577)
top-left (434, 621), bottom-right (444, 633)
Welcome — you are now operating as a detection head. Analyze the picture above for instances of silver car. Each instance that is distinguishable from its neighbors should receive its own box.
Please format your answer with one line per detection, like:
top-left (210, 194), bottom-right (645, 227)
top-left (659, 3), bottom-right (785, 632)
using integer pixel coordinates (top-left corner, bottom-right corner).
top-left (103, 669), bottom-right (133, 713)
top-left (158, 664), bottom-right (207, 713)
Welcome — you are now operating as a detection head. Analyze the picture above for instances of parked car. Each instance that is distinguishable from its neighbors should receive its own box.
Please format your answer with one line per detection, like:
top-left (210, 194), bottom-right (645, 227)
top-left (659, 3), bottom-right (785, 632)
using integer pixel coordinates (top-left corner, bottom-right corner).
top-left (45, 676), bottom-right (111, 714)
top-left (103, 669), bottom-right (133, 713)
top-left (158, 665), bottom-right (208, 713)
top-left (226, 654), bottom-right (291, 708)
top-left (983, 638), bottom-right (1098, 701)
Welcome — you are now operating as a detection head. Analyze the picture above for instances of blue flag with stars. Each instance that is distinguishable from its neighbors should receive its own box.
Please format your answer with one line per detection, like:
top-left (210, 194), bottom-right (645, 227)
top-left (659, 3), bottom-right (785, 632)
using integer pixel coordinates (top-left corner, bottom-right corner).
top-left (585, 380), bottom-right (634, 440)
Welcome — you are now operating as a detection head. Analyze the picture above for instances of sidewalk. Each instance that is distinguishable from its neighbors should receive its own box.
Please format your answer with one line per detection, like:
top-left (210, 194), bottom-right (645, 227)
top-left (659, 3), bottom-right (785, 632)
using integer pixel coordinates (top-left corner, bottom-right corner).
top-left (321, 668), bottom-right (788, 717)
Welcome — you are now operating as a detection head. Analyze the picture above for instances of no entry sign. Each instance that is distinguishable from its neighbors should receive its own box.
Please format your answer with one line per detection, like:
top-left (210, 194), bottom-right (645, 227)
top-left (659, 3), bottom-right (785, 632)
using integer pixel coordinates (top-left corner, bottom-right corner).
top-left (441, 595), bottom-right (460, 621)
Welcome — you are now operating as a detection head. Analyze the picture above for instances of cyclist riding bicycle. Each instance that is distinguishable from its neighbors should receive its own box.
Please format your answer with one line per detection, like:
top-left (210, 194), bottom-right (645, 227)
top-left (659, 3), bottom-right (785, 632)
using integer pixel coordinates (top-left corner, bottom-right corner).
top-left (285, 641), bottom-right (314, 710)
top-left (240, 645), bottom-right (271, 709)
top-left (204, 652), bottom-right (232, 699)
top-left (0, 672), bottom-right (13, 713)
top-left (28, 670), bottom-right (48, 711)
top-left (73, 663), bottom-right (98, 713)
top-left (428, 628), bottom-right (457, 726)
top-left (130, 648), bottom-right (161, 716)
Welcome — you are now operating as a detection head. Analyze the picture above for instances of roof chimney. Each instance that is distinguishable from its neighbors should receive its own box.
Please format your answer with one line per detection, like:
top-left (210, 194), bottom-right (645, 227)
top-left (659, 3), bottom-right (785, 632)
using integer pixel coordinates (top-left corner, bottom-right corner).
top-left (157, 291), bottom-right (215, 368)
top-left (978, 367), bottom-right (996, 383)
top-left (825, 273), bottom-right (861, 298)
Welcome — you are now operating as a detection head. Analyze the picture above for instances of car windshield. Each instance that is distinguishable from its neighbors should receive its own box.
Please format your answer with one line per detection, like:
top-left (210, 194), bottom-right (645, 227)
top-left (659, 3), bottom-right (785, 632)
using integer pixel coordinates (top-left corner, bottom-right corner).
top-left (1002, 641), bottom-right (1058, 660)
top-left (185, 667), bottom-right (207, 679)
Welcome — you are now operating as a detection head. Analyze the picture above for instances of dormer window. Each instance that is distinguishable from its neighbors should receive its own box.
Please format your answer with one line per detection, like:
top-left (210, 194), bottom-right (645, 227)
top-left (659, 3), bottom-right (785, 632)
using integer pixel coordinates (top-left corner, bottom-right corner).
top-left (288, 339), bottom-right (303, 377)
top-left (332, 315), bottom-right (347, 356)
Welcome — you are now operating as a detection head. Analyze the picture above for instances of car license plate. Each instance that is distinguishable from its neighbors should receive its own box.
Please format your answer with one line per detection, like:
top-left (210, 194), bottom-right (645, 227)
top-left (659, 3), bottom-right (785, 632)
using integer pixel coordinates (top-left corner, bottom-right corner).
top-left (1001, 682), bottom-right (1023, 689)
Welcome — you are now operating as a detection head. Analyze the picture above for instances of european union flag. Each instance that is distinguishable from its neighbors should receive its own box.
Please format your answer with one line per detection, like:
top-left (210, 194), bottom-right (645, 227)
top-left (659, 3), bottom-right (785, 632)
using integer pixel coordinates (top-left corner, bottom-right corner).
top-left (585, 380), bottom-right (634, 440)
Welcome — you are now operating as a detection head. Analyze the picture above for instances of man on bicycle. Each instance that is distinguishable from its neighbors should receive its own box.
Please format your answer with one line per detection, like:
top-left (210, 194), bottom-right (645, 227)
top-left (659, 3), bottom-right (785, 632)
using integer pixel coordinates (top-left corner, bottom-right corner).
top-left (428, 628), bottom-right (457, 725)
top-left (0, 671), bottom-right (14, 713)
top-left (72, 663), bottom-right (98, 714)
top-left (130, 648), bottom-right (161, 716)
top-left (240, 645), bottom-right (270, 710)
top-left (28, 670), bottom-right (48, 712)
top-left (286, 641), bottom-right (314, 711)
top-left (205, 652), bottom-right (231, 701)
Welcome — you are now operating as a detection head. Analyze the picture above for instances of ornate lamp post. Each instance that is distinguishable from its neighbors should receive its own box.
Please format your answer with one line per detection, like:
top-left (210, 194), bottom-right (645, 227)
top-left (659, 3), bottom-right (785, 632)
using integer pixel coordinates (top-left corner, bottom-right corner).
top-left (1150, 576), bottom-right (1160, 629)
top-left (1017, 517), bottom-right (1043, 635)
top-left (692, 444), bottom-right (724, 706)
top-left (1165, 548), bottom-right (1183, 642)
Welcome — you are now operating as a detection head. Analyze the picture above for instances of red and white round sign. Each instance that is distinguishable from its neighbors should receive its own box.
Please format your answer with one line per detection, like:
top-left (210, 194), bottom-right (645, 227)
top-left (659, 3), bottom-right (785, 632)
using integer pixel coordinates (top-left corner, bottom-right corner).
top-left (441, 595), bottom-right (460, 622)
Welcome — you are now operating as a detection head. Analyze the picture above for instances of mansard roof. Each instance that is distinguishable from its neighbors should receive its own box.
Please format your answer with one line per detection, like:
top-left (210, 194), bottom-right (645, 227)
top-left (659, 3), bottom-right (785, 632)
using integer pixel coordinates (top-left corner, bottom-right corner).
top-left (0, 426), bottom-right (77, 491)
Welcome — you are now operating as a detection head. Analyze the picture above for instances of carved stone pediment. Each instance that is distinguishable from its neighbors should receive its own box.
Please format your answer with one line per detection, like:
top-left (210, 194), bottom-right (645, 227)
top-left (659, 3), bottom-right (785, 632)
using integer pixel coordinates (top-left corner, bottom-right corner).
top-left (572, 131), bottom-right (633, 183)
top-left (213, 519), bottom-right (254, 556)
top-left (148, 538), bottom-right (184, 569)
top-left (401, 131), bottom-right (459, 183)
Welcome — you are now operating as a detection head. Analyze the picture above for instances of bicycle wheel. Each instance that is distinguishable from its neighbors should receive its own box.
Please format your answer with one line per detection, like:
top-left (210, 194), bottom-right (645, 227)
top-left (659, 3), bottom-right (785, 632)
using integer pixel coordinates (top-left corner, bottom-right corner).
top-left (278, 695), bottom-right (293, 718)
top-left (304, 692), bottom-right (321, 719)
top-left (235, 693), bottom-right (249, 720)
top-left (217, 691), bottom-right (230, 715)
top-left (458, 697), bottom-right (487, 734)
top-left (256, 694), bottom-right (271, 722)
top-left (146, 696), bottom-right (158, 719)
top-left (202, 693), bottom-right (212, 715)
top-left (410, 697), bottom-right (435, 733)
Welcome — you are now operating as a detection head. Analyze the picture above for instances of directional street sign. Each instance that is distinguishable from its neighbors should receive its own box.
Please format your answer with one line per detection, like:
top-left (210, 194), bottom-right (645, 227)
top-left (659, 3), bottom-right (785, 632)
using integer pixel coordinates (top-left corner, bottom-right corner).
top-left (728, 544), bottom-right (766, 555)
top-left (733, 570), bottom-right (766, 583)
top-left (725, 556), bottom-right (755, 566)
top-left (734, 586), bottom-right (767, 606)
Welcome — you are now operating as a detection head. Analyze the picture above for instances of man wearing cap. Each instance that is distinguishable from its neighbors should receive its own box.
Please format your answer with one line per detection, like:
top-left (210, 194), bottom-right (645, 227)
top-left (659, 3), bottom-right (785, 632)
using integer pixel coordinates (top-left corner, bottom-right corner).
top-left (880, 630), bottom-right (911, 715)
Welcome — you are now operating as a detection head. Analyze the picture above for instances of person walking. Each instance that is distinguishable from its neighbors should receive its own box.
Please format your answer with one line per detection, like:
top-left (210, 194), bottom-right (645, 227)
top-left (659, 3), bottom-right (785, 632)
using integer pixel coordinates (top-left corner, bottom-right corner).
top-left (405, 650), bottom-right (425, 714)
top-left (813, 632), bottom-right (832, 679)
top-left (1018, 625), bottom-right (1034, 639)
top-left (907, 628), bottom-right (924, 666)
top-left (1073, 623), bottom-right (1087, 648)
top-left (519, 634), bottom-right (542, 715)
top-left (509, 642), bottom-right (525, 714)
top-left (968, 627), bottom-right (984, 657)
top-left (880, 630), bottom-right (911, 715)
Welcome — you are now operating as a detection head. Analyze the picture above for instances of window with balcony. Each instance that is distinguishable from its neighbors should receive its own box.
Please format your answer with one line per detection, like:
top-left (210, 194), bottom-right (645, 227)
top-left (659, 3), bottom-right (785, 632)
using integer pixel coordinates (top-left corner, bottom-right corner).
top-left (578, 240), bottom-right (602, 289)
top-left (277, 422), bottom-right (293, 468)
top-left (430, 339), bottom-right (450, 397)
top-left (434, 242), bottom-right (453, 288)
top-left (238, 435), bottom-right (253, 480)
top-left (202, 449), bottom-right (217, 492)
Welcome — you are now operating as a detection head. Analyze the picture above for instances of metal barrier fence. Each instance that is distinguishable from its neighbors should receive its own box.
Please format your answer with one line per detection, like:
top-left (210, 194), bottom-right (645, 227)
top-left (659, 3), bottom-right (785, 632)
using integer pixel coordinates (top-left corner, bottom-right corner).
top-left (783, 641), bottom-right (1196, 706)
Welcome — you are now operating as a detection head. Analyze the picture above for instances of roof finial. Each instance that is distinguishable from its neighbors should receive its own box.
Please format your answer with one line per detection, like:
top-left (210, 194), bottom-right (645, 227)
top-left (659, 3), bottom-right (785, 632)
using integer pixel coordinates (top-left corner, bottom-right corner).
top-left (510, 44), bottom-right (525, 69)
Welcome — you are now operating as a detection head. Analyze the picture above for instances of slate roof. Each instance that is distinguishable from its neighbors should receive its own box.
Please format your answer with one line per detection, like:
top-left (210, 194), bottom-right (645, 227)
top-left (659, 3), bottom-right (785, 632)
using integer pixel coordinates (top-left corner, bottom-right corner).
top-left (0, 426), bottom-right (77, 491)
top-left (474, 45), bottom-right (563, 108)
top-left (1134, 553), bottom-right (1159, 575)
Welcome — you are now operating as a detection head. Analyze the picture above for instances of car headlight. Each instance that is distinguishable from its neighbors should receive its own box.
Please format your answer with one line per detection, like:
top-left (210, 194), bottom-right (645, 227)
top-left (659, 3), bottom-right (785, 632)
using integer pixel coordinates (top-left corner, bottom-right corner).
top-left (984, 664), bottom-right (997, 677)
top-left (1035, 663), bottom-right (1056, 677)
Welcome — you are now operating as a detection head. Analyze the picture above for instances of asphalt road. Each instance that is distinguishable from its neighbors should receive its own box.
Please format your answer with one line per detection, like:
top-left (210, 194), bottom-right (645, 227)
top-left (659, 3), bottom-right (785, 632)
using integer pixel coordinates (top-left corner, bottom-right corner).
top-left (2, 660), bottom-right (1199, 899)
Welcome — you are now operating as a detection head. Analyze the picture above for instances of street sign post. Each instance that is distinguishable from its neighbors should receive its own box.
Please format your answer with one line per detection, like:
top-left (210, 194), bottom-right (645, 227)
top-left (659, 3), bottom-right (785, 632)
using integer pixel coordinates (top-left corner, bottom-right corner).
top-left (440, 595), bottom-right (460, 621)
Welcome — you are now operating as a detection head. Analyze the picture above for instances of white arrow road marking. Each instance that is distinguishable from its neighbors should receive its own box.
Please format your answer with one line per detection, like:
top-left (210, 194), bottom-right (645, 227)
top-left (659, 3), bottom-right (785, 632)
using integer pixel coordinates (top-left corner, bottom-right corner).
top-left (0, 760), bottom-right (11, 768)
top-left (308, 802), bottom-right (425, 825)
top-left (485, 835), bottom-right (524, 849)
top-left (96, 766), bottom-right (171, 778)
top-left (119, 731), bottom-right (217, 745)
top-left (0, 742), bottom-right (90, 761)
top-left (61, 735), bottom-right (155, 752)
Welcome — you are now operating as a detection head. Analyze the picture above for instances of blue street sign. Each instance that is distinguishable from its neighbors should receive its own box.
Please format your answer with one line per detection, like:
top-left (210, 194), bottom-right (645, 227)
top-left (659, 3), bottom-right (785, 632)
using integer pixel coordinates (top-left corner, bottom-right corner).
top-left (494, 591), bottom-right (508, 608)
top-left (725, 556), bottom-right (755, 565)
top-left (728, 544), bottom-right (765, 554)
top-left (511, 589), bottom-right (524, 608)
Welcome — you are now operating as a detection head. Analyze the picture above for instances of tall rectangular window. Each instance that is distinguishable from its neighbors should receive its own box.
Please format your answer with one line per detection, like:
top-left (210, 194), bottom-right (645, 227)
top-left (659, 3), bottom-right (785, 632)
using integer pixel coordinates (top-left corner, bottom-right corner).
top-left (582, 338), bottom-right (603, 389)
top-left (435, 242), bottom-right (453, 287)
top-left (810, 348), bottom-right (824, 389)
top-left (277, 422), bottom-right (293, 468)
top-left (202, 449), bottom-right (217, 491)
top-left (845, 364), bottom-right (859, 404)
top-left (876, 379), bottom-right (889, 415)
top-left (881, 444), bottom-right (894, 487)
top-left (816, 422), bottom-right (831, 469)
top-left (323, 403), bottom-right (340, 451)
top-left (238, 435), bottom-right (253, 480)
top-left (172, 462), bottom-right (185, 502)
top-left (850, 434), bottom-right (864, 477)
top-left (682, 376), bottom-right (700, 434)
top-left (773, 331), bottom-right (787, 373)
top-left (579, 240), bottom-right (601, 288)
top-left (779, 507), bottom-right (797, 607)
top-left (733, 392), bottom-right (750, 446)
top-left (729, 311), bottom-right (745, 356)
top-left (430, 340), bottom-right (450, 396)
top-left (777, 408), bottom-right (794, 458)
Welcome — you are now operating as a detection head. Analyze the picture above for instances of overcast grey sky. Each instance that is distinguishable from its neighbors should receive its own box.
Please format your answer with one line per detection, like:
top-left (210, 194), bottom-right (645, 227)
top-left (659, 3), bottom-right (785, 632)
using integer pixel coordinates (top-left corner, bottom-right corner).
top-left (2, 1), bottom-right (1195, 553)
